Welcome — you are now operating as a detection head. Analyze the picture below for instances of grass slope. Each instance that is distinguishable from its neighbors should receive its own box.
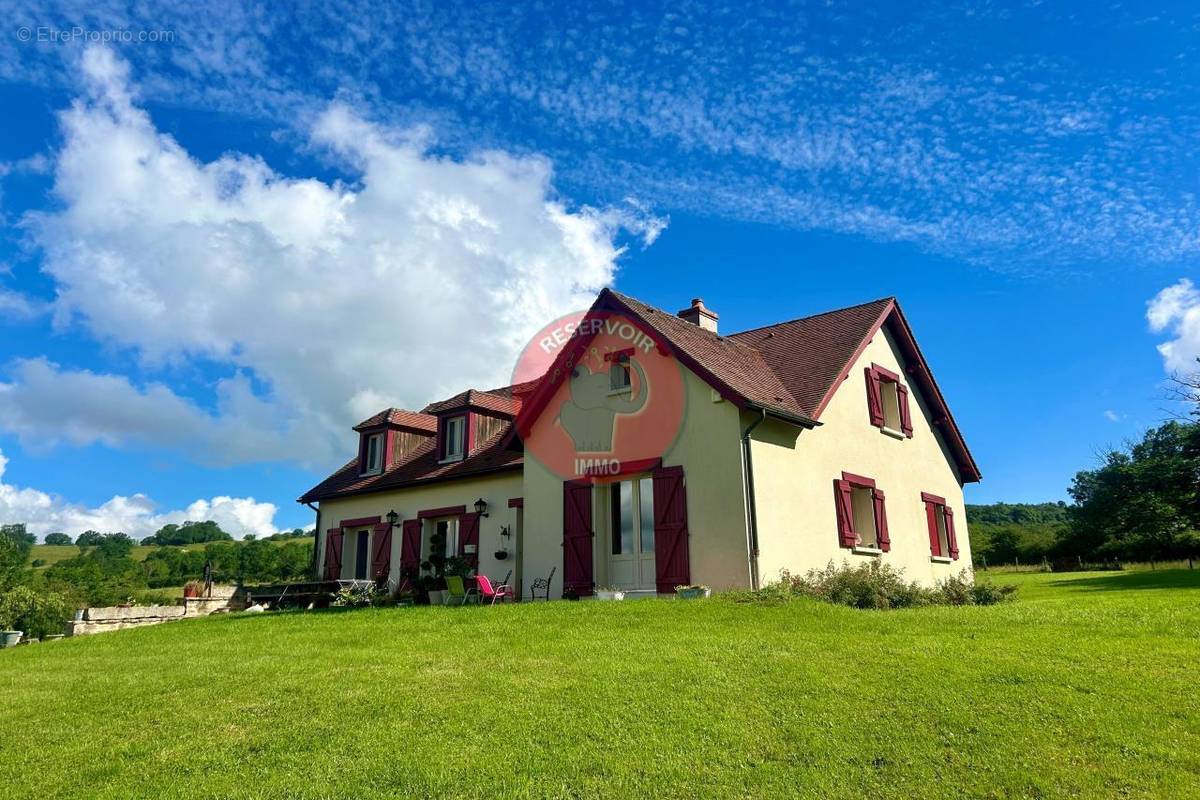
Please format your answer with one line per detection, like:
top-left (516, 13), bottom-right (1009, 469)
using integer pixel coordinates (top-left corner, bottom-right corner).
top-left (1, 571), bottom-right (1198, 799)
top-left (27, 538), bottom-right (314, 567)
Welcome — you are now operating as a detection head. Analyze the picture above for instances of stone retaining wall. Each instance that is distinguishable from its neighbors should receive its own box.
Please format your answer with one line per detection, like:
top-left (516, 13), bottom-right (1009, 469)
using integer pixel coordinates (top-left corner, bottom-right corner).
top-left (65, 585), bottom-right (247, 637)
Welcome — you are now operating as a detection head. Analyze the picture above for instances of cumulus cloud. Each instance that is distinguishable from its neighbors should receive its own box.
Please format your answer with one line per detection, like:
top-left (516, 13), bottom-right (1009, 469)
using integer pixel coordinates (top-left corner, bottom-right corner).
top-left (1147, 278), bottom-right (1200, 373)
top-left (0, 358), bottom-right (312, 464)
top-left (0, 448), bottom-right (280, 541)
top-left (10, 46), bottom-right (660, 467)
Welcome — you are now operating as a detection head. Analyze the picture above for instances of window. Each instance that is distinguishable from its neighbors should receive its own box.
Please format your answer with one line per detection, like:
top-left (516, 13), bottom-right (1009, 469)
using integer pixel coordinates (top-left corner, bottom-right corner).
top-left (442, 415), bottom-right (466, 461)
top-left (865, 364), bottom-right (913, 438)
top-left (362, 433), bottom-right (383, 474)
top-left (834, 472), bottom-right (890, 552)
top-left (922, 492), bottom-right (959, 560)
top-left (424, 518), bottom-right (459, 566)
top-left (608, 477), bottom-right (654, 556)
top-left (606, 348), bottom-right (634, 392)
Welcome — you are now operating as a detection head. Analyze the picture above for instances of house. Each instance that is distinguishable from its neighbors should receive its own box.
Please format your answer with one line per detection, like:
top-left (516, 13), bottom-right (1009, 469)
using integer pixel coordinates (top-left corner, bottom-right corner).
top-left (298, 289), bottom-right (980, 598)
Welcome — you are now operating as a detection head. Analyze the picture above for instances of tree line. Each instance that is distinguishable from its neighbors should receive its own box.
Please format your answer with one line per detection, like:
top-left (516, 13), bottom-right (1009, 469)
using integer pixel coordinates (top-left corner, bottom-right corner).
top-left (0, 521), bottom-right (314, 636)
top-left (971, 366), bottom-right (1199, 568)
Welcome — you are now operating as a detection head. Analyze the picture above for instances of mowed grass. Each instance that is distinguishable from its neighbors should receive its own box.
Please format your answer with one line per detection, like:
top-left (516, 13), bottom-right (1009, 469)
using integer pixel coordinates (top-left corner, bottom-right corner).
top-left (1, 570), bottom-right (1198, 799)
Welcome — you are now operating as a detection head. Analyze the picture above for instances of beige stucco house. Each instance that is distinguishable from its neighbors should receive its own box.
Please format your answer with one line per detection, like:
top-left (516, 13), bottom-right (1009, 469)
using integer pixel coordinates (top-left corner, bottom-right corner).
top-left (299, 289), bottom-right (980, 599)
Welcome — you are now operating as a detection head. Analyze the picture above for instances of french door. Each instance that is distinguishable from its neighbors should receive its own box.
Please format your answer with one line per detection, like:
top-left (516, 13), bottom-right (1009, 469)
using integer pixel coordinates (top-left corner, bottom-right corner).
top-left (607, 477), bottom-right (655, 591)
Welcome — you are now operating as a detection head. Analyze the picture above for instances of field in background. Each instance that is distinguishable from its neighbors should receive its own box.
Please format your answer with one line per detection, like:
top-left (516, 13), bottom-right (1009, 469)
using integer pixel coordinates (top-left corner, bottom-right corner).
top-left (27, 537), bottom-right (314, 568)
top-left (1, 570), bottom-right (1197, 799)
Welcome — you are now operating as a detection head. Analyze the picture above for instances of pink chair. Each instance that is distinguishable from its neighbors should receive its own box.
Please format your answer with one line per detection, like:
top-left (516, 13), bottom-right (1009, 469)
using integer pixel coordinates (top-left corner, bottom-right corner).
top-left (475, 574), bottom-right (515, 605)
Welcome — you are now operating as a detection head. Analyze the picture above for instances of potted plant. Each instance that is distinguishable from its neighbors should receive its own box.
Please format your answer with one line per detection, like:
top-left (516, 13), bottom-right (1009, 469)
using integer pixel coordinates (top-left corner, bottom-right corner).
top-left (675, 584), bottom-right (711, 600)
top-left (183, 580), bottom-right (205, 599)
top-left (596, 586), bottom-right (626, 601)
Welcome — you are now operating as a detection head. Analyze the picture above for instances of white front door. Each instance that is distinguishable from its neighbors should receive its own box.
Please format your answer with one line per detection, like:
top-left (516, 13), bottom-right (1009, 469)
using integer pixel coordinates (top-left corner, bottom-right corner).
top-left (607, 477), bottom-right (656, 592)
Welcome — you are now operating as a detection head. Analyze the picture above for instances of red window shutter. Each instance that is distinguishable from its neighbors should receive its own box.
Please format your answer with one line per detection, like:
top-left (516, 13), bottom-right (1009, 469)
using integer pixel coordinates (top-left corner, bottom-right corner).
top-left (925, 501), bottom-right (941, 557)
top-left (864, 368), bottom-right (884, 427)
top-left (652, 465), bottom-right (691, 594)
top-left (872, 488), bottom-right (890, 552)
top-left (833, 479), bottom-right (856, 548)
top-left (945, 507), bottom-right (959, 560)
top-left (371, 523), bottom-right (392, 581)
top-left (400, 519), bottom-right (422, 574)
top-left (323, 528), bottom-right (344, 580)
top-left (897, 384), bottom-right (914, 438)
top-left (562, 480), bottom-right (594, 597)
top-left (458, 512), bottom-right (481, 570)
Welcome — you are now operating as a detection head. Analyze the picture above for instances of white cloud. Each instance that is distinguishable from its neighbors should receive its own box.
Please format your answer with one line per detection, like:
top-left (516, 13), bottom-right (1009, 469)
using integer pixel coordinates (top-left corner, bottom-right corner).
top-left (1147, 278), bottom-right (1200, 374)
top-left (1103, 410), bottom-right (1121, 422)
top-left (10, 46), bottom-right (660, 467)
top-left (0, 358), bottom-right (312, 465)
top-left (0, 448), bottom-right (280, 541)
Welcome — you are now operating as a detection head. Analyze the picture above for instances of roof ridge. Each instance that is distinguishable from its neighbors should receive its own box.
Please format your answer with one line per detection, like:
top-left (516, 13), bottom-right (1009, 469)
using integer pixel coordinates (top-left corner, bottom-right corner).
top-left (727, 296), bottom-right (895, 339)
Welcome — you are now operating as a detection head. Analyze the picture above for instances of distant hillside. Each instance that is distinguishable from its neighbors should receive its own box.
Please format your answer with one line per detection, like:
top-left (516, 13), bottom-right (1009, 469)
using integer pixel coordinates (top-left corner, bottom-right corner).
top-left (966, 502), bottom-right (1069, 566)
top-left (28, 537), bottom-right (314, 569)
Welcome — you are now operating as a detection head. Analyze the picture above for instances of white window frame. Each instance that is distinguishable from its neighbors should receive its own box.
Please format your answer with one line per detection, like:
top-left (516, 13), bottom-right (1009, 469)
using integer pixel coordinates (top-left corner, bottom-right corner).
top-left (362, 433), bottom-right (384, 475)
top-left (442, 415), bottom-right (466, 462)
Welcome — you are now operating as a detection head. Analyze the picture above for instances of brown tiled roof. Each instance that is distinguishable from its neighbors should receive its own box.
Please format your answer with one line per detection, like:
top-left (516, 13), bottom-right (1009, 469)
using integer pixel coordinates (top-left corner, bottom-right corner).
top-left (727, 298), bottom-right (894, 417)
top-left (605, 290), bottom-right (814, 423)
top-left (298, 423), bottom-right (521, 503)
top-left (601, 289), bottom-right (979, 482)
top-left (305, 288), bottom-right (979, 504)
top-left (422, 388), bottom-right (518, 417)
top-left (352, 408), bottom-right (439, 433)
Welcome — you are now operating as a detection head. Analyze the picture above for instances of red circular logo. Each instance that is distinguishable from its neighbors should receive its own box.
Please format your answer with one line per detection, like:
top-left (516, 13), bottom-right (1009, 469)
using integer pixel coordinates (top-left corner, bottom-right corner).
top-left (511, 309), bottom-right (687, 482)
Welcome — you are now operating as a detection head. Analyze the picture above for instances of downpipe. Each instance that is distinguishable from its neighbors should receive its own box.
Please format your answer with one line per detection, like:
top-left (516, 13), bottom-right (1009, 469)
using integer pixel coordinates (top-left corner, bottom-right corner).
top-left (741, 408), bottom-right (767, 591)
top-left (305, 502), bottom-right (321, 580)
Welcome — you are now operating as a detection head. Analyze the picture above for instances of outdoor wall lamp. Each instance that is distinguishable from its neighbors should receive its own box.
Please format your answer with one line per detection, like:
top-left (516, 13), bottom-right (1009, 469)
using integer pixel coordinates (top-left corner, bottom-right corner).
top-left (474, 498), bottom-right (489, 517)
top-left (385, 509), bottom-right (399, 528)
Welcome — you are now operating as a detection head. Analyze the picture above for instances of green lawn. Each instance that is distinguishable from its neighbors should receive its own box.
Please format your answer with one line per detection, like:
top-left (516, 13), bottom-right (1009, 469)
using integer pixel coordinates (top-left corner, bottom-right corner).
top-left (1, 570), bottom-right (1198, 799)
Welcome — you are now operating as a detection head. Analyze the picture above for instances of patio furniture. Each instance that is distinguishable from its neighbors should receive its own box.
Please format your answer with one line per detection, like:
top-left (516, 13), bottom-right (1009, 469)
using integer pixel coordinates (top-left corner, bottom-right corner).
top-left (445, 575), bottom-right (479, 605)
top-left (476, 574), bottom-right (514, 605)
top-left (529, 567), bottom-right (556, 601)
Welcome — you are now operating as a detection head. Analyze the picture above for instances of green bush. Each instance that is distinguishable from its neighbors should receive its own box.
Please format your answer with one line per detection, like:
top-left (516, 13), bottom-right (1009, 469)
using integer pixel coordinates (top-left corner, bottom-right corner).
top-left (735, 562), bottom-right (1015, 609)
top-left (0, 585), bottom-right (72, 638)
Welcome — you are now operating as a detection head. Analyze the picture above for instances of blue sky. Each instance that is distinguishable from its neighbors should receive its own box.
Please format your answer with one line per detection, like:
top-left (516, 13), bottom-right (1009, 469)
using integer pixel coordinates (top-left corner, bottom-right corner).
top-left (0, 1), bottom-right (1197, 538)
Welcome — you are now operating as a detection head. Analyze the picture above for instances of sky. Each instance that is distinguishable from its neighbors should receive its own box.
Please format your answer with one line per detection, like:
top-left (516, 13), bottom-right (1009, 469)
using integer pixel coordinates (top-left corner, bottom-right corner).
top-left (0, 1), bottom-right (1197, 540)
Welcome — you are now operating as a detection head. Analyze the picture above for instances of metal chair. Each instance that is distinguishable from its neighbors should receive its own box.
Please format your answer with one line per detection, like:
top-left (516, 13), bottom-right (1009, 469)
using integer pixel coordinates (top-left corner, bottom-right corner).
top-left (475, 574), bottom-right (514, 605)
top-left (529, 567), bottom-right (556, 601)
top-left (445, 575), bottom-right (479, 605)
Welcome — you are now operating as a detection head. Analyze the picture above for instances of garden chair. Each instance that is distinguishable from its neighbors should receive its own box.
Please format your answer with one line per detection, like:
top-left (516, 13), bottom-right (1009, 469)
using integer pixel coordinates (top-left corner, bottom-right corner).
top-left (475, 574), bottom-right (514, 605)
top-left (529, 567), bottom-right (556, 601)
top-left (445, 575), bottom-right (479, 605)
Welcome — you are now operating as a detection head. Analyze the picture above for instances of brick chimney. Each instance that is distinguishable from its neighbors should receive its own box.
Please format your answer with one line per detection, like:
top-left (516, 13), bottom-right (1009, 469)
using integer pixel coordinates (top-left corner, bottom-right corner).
top-left (677, 297), bottom-right (719, 333)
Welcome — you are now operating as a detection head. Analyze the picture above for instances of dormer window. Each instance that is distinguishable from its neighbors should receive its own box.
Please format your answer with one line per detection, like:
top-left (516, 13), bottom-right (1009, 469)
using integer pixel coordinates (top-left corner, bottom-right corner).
top-left (362, 432), bottom-right (384, 475)
top-left (442, 415), bottom-right (466, 462)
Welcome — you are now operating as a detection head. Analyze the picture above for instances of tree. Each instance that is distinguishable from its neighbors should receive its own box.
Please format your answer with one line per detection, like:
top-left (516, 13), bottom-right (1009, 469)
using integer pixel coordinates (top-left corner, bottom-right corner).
top-left (142, 520), bottom-right (232, 546)
top-left (43, 532), bottom-right (73, 546)
top-left (1063, 421), bottom-right (1200, 562)
top-left (0, 524), bottom-right (34, 591)
top-left (1168, 357), bottom-right (1200, 417)
top-left (75, 530), bottom-right (104, 548)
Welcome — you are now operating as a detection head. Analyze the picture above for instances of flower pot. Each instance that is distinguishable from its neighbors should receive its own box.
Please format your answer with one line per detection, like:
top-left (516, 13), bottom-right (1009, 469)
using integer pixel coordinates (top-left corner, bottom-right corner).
top-left (1, 631), bottom-right (22, 648)
top-left (596, 589), bottom-right (625, 601)
top-left (675, 586), bottom-right (711, 600)
top-left (494, 550), bottom-right (509, 560)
